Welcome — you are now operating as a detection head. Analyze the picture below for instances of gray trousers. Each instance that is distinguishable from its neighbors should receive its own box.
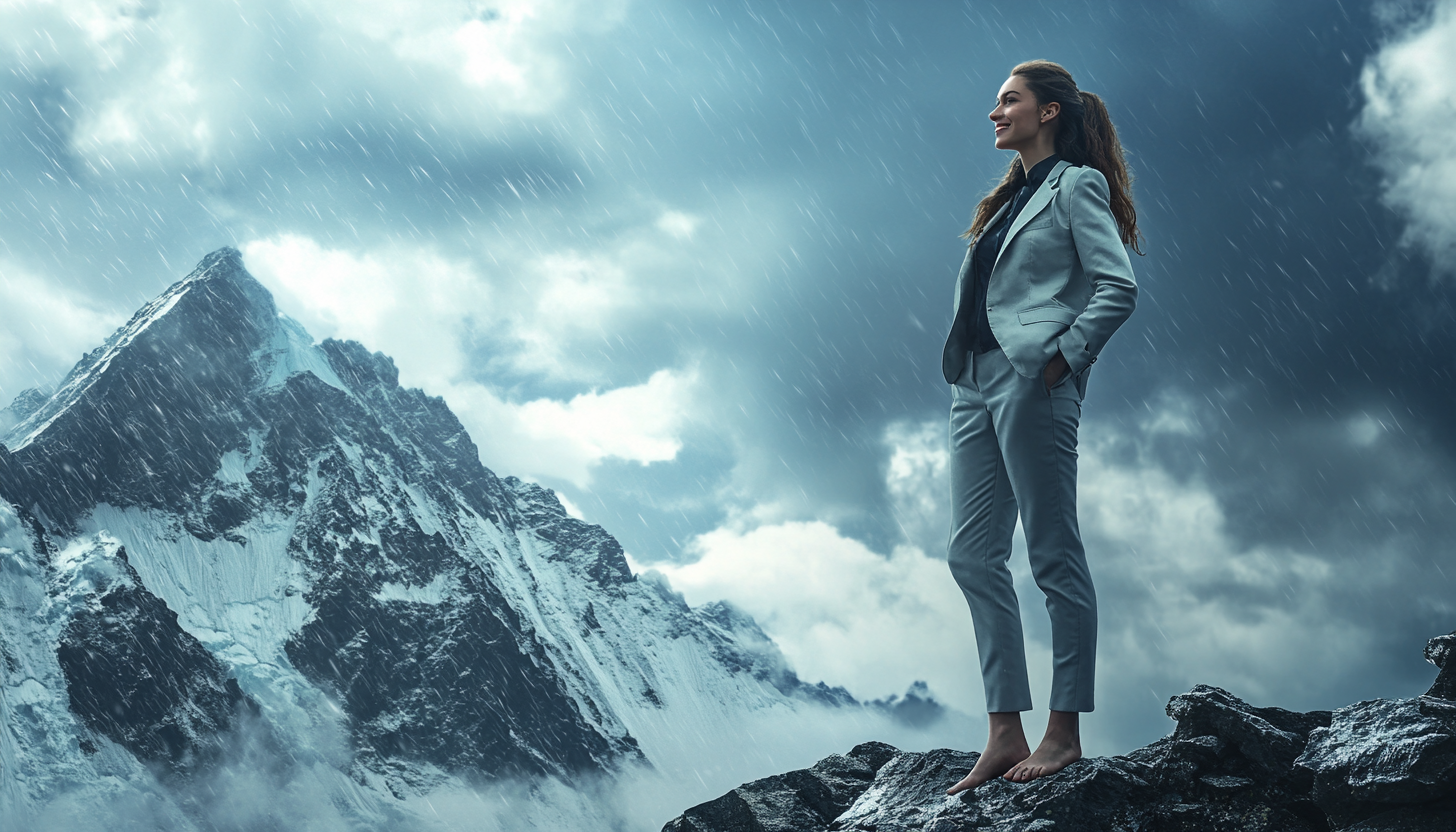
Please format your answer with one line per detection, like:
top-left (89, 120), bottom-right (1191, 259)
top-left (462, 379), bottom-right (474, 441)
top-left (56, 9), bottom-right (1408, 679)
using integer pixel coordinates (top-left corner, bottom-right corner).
top-left (948, 347), bottom-right (1096, 713)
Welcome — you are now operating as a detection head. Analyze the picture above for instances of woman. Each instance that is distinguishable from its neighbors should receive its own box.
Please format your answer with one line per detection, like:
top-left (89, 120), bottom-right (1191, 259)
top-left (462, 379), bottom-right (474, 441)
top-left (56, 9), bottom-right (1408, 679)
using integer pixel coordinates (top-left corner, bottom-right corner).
top-left (941, 60), bottom-right (1141, 792)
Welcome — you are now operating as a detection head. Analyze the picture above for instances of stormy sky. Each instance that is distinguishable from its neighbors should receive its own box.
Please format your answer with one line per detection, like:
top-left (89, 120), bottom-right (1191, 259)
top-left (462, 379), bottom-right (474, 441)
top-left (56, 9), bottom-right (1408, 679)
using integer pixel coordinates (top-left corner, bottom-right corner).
top-left (2, 0), bottom-right (1453, 756)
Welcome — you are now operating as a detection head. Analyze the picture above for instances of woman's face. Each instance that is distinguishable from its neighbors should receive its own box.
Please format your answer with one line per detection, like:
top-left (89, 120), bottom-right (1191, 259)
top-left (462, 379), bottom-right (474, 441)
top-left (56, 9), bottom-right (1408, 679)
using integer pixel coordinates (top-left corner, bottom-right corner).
top-left (989, 75), bottom-right (1056, 152)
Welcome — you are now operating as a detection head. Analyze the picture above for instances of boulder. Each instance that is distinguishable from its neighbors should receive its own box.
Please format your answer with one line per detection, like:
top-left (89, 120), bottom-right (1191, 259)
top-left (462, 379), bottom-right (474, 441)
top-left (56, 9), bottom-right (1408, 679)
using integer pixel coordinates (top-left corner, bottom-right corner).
top-left (1296, 697), bottom-right (1456, 826)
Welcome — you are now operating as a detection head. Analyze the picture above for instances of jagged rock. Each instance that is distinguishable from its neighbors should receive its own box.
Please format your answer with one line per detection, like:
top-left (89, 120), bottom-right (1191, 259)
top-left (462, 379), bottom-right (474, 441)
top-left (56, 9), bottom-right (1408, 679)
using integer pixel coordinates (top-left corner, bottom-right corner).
top-left (666, 685), bottom-right (1335, 832)
top-left (1297, 697), bottom-right (1456, 827)
top-left (1426, 631), bottom-right (1456, 700)
top-left (506, 475), bottom-right (635, 587)
top-left (828, 747), bottom-right (984, 832)
top-left (668, 660), bottom-right (1456, 832)
top-left (1164, 684), bottom-right (1327, 783)
top-left (664, 742), bottom-right (897, 832)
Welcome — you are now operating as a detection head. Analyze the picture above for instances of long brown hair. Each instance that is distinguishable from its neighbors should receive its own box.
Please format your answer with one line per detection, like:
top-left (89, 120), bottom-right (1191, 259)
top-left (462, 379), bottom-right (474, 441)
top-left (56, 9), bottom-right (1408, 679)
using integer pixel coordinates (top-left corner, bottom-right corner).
top-left (964, 60), bottom-right (1143, 255)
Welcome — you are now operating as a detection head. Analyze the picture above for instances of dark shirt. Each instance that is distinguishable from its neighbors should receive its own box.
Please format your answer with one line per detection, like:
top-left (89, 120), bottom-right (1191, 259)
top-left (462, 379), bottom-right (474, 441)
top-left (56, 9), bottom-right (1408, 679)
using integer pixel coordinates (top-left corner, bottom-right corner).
top-left (954, 153), bottom-right (1062, 355)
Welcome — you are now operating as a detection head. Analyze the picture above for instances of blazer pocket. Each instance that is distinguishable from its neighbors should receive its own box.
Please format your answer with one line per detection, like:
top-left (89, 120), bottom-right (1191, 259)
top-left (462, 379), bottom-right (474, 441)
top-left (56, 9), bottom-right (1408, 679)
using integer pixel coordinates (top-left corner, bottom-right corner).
top-left (1023, 215), bottom-right (1053, 231)
top-left (1017, 304), bottom-right (1077, 326)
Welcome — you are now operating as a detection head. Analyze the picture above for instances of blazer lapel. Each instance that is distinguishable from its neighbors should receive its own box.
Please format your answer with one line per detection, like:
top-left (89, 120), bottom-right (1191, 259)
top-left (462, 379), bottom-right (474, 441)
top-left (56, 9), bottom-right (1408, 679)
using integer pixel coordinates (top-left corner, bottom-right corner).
top-left (993, 160), bottom-right (1072, 272)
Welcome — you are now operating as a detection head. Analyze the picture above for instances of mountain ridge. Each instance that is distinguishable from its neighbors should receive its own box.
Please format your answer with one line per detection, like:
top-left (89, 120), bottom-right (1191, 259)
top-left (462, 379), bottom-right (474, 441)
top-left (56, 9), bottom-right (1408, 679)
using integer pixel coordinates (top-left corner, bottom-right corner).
top-left (0, 248), bottom-right (891, 830)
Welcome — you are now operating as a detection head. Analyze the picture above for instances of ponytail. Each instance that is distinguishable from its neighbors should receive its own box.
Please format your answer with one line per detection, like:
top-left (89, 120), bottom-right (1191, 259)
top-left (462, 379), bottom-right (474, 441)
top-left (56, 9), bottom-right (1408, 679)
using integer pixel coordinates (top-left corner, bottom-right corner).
top-left (1077, 90), bottom-right (1143, 254)
top-left (964, 61), bottom-right (1144, 255)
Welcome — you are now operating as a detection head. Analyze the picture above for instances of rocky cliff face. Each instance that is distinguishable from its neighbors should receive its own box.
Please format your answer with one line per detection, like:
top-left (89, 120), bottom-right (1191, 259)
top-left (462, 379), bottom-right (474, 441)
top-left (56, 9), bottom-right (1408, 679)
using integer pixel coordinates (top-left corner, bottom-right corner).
top-left (664, 633), bottom-right (1456, 832)
top-left (52, 535), bottom-right (255, 775)
top-left (0, 249), bottom-right (860, 829)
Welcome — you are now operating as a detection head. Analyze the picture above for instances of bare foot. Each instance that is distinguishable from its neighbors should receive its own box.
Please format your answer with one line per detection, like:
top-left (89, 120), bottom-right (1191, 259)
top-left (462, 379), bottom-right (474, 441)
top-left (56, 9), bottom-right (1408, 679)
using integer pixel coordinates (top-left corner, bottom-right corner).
top-left (947, 713), bottom-right (1031, 795)
top-left (1004, 710), bottom-right (1082, 783)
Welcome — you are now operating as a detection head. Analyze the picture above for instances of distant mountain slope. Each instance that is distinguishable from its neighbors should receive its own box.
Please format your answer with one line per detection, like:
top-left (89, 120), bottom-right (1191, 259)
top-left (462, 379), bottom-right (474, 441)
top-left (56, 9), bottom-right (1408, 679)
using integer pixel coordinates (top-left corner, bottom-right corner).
top-left (0, 249), bottom-right (863, 829)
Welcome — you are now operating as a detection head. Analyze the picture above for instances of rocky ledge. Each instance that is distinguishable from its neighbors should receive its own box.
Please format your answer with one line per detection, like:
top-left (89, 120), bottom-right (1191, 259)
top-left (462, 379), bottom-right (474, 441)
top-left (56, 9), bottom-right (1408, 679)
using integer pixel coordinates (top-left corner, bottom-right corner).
top-left (665, 632), bottom-right (1456, 832)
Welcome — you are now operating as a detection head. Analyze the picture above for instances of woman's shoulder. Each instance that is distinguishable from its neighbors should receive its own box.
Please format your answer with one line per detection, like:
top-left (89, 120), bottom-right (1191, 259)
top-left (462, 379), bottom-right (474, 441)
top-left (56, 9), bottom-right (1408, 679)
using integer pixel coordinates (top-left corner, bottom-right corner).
top-left (1061, 163), bottom-right (1111, 211)
top-left (1061, 162), bottom-right (1108, 192)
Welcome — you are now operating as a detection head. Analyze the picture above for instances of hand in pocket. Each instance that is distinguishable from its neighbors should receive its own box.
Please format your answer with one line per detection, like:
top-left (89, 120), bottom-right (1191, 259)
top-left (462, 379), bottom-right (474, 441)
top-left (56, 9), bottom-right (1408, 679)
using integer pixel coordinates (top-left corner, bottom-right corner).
top-left (1042, 350), bottom-right (1070, 391)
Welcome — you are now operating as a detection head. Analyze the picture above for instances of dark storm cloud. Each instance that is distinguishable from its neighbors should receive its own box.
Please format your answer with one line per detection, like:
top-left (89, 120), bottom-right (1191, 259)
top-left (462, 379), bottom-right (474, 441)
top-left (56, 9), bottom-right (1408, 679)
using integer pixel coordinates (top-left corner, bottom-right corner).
top-left (2, 0), bottom-right (1450, 752)
top-left (562, 0), bottom-right (1455, 745)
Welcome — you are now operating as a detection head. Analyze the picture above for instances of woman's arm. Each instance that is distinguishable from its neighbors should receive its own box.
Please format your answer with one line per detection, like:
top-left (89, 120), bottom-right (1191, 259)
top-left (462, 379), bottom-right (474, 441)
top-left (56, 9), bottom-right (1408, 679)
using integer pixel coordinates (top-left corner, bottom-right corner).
top-left (1057, 167), bottom-right (1138, 375)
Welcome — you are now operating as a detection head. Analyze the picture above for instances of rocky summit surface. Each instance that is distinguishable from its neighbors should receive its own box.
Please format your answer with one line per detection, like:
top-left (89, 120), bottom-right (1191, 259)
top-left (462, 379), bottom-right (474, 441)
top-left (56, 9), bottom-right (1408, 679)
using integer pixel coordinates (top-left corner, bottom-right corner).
top-left (665, 633), bottom-right (1456, 832)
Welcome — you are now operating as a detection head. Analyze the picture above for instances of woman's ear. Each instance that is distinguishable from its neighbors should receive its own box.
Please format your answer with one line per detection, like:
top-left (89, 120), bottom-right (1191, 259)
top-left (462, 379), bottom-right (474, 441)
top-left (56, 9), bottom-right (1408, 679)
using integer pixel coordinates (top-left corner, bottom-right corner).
top-left (1040, 101), bottom-right (1061, 122)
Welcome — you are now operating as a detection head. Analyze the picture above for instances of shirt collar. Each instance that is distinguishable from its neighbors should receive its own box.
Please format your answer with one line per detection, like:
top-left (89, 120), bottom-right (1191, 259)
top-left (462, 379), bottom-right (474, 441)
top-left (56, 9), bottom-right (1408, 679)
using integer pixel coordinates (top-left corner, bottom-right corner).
top-left (1024, 154), bottom-right (1061, 190)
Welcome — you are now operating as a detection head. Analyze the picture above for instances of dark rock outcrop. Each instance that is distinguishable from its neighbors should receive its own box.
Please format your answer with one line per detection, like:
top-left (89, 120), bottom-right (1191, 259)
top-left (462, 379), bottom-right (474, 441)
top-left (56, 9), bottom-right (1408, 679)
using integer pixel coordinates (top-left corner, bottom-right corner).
top-left (664, 742), bottom-right (897, 832)
top-left (1426, 631), bottom-right (1456, 700)
top-left (666, 637), bottom-right (1456, 832)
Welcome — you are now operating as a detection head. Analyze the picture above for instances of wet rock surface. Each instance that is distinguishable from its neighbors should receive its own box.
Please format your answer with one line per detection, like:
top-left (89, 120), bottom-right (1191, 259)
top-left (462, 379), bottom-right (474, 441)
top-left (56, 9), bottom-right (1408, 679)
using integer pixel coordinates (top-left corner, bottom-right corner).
top-left (1298, 697), bottom-right (1456, 827)
top-left (664, 742), bottom-right (898, 832)
top-left (666, 667), bottom-right (1456, 832)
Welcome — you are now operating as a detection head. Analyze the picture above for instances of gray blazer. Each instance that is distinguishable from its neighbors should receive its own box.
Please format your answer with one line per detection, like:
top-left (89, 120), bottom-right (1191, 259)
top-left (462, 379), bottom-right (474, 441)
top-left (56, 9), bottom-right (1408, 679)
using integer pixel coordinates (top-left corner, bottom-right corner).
top-left (942, 160), bottom-right (1137, 384)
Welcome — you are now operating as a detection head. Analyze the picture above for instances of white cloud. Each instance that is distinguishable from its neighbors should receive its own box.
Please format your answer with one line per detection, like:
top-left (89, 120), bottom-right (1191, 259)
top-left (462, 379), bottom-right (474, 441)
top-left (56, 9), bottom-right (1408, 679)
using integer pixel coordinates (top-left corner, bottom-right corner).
top-left (242, 234), bottom-right (701, 487)
top-left (883, 418), bottom-right (950, 555)
top-left (243, 234), bottom-right (488, 383)
top-left (516, 369), bottom-right (696, 466)
top-left (333, 0), bottom-right (627, 113)
top-left (1077, 435), bottom-right (1363, 704)
top-left (0, 0), bottom-right (625, 170)
top-left (1358, 0), bottom-right (1456, 276)
top-left (651, 521), bottom-right (981, 709)
top-left (448, 367), bottom-right (700, 488)
top-left (0, 264), bottom-right (125, 404)
top-left (508, 250), bottom-right (636, 379)
top-left (656, 211), bottom-right (701, 239)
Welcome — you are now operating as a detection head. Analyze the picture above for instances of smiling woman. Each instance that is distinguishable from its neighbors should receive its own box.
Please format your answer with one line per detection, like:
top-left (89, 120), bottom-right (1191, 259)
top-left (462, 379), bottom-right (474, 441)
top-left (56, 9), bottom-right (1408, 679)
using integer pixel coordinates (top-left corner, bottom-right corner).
top-left (939, 59), bottom-right (1141, 793)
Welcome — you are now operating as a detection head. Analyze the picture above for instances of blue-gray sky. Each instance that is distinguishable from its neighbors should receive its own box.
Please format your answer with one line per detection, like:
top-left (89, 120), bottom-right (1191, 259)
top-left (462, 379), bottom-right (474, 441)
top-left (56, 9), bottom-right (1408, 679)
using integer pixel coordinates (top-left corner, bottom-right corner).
top-left (2, 0), bottom-right (1453, 756)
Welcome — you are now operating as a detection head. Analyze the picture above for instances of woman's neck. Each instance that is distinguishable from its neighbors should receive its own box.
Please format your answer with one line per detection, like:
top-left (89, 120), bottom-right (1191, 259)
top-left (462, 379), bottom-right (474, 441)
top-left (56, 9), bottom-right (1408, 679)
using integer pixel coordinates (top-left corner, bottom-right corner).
top-left (1015, 125), bottom-right (1059, 176)
top-left (1017, 147), bottom-right (1056, 176)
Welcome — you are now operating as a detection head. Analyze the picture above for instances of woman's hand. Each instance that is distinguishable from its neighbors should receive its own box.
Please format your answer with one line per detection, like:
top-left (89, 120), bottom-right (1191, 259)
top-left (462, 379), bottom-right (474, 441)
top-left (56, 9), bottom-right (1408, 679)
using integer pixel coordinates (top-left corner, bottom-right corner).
top-left (1043, 350), bottom-right (1070, 389)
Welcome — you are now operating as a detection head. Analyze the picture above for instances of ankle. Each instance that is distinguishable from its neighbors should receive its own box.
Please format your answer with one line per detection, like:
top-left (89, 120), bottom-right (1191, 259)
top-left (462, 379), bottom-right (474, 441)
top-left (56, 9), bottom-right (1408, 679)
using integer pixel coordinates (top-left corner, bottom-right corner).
top-left (1042, 711), bottom-right (1081, 744)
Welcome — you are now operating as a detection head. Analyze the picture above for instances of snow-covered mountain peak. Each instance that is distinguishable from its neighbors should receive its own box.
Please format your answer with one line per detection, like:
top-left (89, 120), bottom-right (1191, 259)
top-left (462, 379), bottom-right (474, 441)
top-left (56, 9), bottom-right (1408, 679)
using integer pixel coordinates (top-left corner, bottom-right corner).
top-left (0, 248), bottom-right (888, 830)
top-left (4, 248), bottom-right (280, 453)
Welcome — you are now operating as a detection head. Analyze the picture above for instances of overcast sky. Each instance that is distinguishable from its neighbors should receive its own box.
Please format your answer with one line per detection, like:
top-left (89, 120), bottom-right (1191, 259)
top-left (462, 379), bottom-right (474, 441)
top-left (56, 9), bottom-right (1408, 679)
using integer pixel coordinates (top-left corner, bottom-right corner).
top-left (2, 0), bottom-right (1454, 757)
